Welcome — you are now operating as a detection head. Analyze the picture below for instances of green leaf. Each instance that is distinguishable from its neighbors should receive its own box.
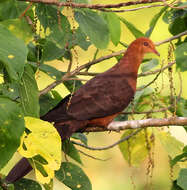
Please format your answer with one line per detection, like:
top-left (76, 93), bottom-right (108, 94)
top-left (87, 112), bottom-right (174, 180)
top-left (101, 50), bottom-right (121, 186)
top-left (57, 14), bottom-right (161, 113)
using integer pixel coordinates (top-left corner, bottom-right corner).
top-left (156, 131), bottom-right (184, 158)
top-left (74, 27), bottom-right (91, 50)
top-left (120, 17), bottom-right (144, 38)
top-left (30, 62), bottom-right (64, 80)
top-left (14, 178), bottom-right (42, 190)
top-left (56, 162), bottom-right (92, 190)
top-left (75, 10), bottom-right (109, 49)
top-left (1, 18), bottom-right (33, 44)
top-left (0, 0), bottom-right (28, 21)
top-left (175, 98), bottom-right (187, 117)
top-left (0, 83), bottom-right (19, 100)
top-left (42, 40), bottom-right (66, 61)
top-left (168, 9), bottom-right (187, 35)
top-left (170, 152), bottom-right (187, 167)
top-left (62, 140), bottom-right (82, 164)
top-left (71, 133), bottom-right (88, 145)
top-left (39, 90), bottom-right (62, 117)
top-left (36, 4), bottom-right (59, 31)
top-left (0, 97), bottom-right (25, 170)
top-left (145, 7), bottom-right (167, 37)
top-left (119, 129), bottom-right (152, 167)
top-left (18, 64), bottom-right (40, 117)
top-left (177, 168), bottom-right (187, 190)
top-left (102, 12), bottom-right (121, 46)
top-left (64, 80), bottom-right (83, 93)
top-left (175, 42), bottom-right (187, 71)
top-left (0, 24), bottom-right (28, 81)
top-left (141, 59), bottom-right (159, 72)
top-left (172, 180), bottom-right (183, 190)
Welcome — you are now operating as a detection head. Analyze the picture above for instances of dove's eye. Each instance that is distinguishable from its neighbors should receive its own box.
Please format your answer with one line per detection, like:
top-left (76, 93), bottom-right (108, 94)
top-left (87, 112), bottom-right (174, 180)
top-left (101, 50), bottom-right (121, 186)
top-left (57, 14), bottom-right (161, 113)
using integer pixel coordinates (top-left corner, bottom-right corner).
top-left (143, 42), bottom-right (149, 46)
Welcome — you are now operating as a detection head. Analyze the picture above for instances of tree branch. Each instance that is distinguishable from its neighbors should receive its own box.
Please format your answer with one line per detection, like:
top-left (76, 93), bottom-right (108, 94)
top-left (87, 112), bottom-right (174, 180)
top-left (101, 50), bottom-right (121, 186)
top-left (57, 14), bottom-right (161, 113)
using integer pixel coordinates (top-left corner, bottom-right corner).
top-left (84, 117), bottom-right (187, 132)
top-left (72, 129), bottom-right (142, 151)
top-left (18, 0), bottom-right (165, 9)
top-left (155, 30), bottom-right (187, 46)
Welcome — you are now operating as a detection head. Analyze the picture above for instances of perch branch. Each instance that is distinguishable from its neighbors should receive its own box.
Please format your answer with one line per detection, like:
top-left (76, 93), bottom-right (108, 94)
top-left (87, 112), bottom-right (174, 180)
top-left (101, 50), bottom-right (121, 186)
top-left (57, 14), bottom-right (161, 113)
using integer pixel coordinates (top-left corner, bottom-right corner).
top-left (84, 116), bottom-right (187, 132)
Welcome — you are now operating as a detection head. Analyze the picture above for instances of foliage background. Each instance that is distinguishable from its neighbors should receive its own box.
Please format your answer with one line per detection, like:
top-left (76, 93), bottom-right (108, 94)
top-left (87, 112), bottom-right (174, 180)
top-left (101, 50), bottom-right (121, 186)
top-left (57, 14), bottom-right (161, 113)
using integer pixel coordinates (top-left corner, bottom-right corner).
top-left (0, 0), bottom-right (187, 189)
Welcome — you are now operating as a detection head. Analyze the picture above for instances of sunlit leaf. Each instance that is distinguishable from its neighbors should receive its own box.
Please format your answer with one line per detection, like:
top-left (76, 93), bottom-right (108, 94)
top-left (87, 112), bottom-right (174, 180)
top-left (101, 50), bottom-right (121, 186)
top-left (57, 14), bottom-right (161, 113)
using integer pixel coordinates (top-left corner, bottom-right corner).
top-left (156, 130), bottom-right (184, 158)
top-left (56, 162), bottom-right (92, 190)
top-left (119, 129), bottom-right (153, 166)
top-left (18, 117), bottom-right (61, 184)
top-left (0, 97), bottom-right (24, 170)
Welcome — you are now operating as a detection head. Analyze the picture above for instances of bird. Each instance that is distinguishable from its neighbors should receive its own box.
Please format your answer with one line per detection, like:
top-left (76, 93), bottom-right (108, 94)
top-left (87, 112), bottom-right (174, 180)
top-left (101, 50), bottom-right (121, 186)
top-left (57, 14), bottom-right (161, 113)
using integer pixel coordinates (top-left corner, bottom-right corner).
top-left (6, 37), bottom-right (159, 183)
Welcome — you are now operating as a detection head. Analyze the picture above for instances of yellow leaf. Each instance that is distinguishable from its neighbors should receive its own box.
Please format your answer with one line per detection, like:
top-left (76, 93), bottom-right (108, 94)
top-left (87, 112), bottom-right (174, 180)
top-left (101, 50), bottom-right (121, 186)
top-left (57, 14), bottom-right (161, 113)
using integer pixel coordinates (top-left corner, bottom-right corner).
top-left (18, 117), bottom-right (62, 184)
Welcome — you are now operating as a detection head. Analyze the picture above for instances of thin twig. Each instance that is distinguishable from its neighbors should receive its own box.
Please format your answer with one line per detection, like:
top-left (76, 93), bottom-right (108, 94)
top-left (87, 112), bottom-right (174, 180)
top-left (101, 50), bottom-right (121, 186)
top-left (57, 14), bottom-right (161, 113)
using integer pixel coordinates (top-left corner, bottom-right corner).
top-left (99, 4), bottom-right (164, 12)
top-left (162, 0), bottom-right (187, 9)
top-left (72, 129), bottom-right (142, 151)
top-left (155, 30), bottom-right (187, 46)
top-left (78, 149), bottom-right (110, 161)
top-left (137, 65), bottom-right (162, 91)
top-left (138, 61), bottom-right (175, 77)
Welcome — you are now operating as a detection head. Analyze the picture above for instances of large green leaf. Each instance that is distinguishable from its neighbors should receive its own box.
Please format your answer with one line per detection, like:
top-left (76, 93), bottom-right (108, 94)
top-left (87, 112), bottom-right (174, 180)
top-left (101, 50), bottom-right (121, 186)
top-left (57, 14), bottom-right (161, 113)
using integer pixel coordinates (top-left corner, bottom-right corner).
top-left (56, 162), bottom-right (92, 190)
top-left (62, 140), bottom-right (82, 164)
top-left (120, 17), bottom-right (144, 38)
top-left (119, 129), bottom-right (152, 166)
top-left (0, 0), bottom-right (28, 21)
top-left (0, 24), bottom-right (28, 81)
top-left (75, 10), bottom-right (109, 49)
top-left (177, 168), bottom-right (187, 190)
top-left (18, 64), bottom-right (39, 117)
top-left (175, 42), bottom-right (187, 71)
top-left (14, 178), bottom-right (42, 190)
top-left (1, 18), bottom-right (33, 44)
top-left (0, 97), bottom-right (25, 170)
top-left (145, 7), bottom-right (167, 37)
top-left (102, 12), bottom-right (121, 46)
